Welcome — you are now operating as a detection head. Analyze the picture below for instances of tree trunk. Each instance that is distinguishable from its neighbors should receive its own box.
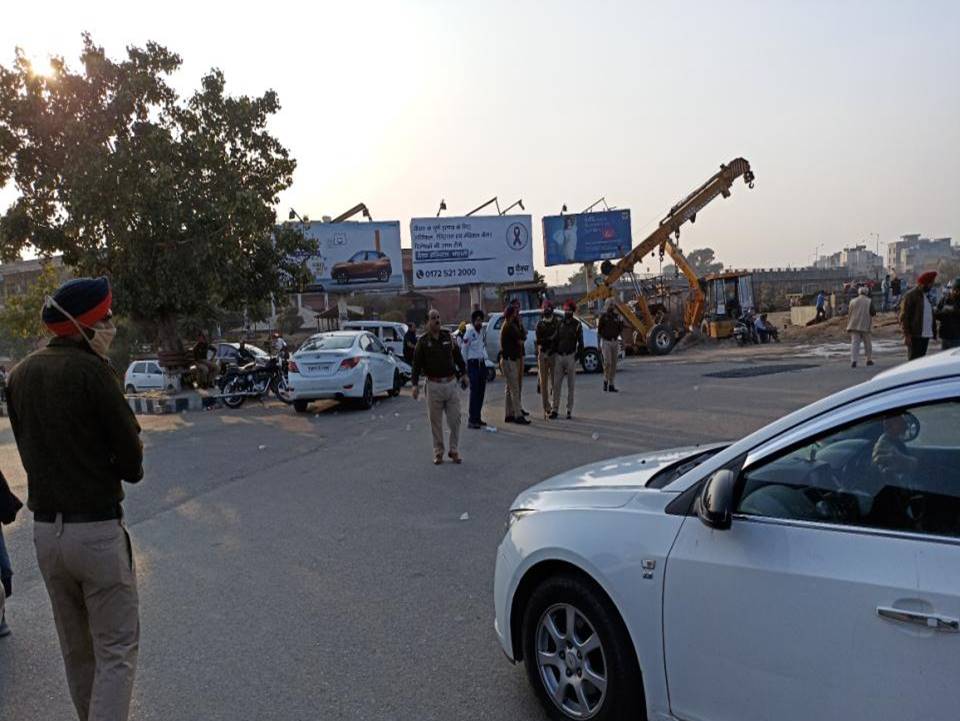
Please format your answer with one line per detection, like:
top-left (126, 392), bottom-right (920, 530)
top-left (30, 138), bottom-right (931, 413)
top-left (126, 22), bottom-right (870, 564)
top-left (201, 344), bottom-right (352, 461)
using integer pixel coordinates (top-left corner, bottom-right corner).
top-left (157, 314), bottom-right (184, 354)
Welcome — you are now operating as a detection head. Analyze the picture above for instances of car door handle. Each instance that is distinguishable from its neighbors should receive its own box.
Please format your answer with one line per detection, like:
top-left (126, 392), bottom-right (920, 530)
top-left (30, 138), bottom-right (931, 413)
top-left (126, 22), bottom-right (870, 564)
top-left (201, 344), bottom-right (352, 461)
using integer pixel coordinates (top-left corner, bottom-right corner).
top-left (877, 606), bottom-right (960, 632)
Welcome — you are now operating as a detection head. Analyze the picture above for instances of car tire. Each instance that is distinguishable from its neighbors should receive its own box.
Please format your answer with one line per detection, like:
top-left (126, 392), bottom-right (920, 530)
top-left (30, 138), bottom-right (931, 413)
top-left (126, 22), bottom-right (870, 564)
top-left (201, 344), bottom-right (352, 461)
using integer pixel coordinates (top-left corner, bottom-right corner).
top-left (522, 574), bottom-right (644, 721)
top-left (355, 376), bottom-right (374, 410)
top-left (581, 348), bottom-right (602, 374)
top-left (293, 399), bottom-right (310, 413)
top-left (388, 370), bottom-right (401, 397)
top-left (125, 384), bottom-right (137, 395)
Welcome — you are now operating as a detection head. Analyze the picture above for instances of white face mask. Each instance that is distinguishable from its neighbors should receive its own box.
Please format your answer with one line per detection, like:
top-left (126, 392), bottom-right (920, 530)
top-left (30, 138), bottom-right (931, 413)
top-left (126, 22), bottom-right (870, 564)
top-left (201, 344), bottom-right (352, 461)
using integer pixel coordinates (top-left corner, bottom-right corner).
top-left (44, 296), bottom-right (116, 359)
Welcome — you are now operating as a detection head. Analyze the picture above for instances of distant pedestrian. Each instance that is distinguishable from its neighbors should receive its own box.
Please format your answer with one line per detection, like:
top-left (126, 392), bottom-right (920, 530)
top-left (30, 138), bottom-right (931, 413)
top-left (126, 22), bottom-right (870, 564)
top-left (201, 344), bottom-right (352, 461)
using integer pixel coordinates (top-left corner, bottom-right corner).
top-left (935, 278), bottom-right (960, 351)
top-left (403, 321), bottom-right (418, 364)
top-left (597, 298), bottom-right (623, 392)
top-left (0, 470), bottom-right (22, 639)
top-left (881, 274), bottom-right (891, 311)
top-left (500, 305), bottom-right (529, 425)
top-left (411, 309), bottom-right (468, 464)
top-left (891, 276), bottom-right (902, 307)
top-left (899, 271), bottom-right (938, 360)
top-left (6, 276), bottom-right (144, 720)
top-left (509, 299), bottom-right (530, 416)
top-left (815, 290), bottom-right (827, 322)
top-left (552, 301), bottom-right (584, 419)
top-left (847, 286), bottom-right (876, 367)
top-left (462, 310), bottom-right (490, 429)
top-left (535, 301), bottom-right (560, 418)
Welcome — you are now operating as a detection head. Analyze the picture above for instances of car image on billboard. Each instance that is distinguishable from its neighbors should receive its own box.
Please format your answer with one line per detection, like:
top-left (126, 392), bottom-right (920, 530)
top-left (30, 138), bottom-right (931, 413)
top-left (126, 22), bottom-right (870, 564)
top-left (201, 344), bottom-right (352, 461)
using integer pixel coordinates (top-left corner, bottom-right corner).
top-left (290, 220), bottom-right (403, 291)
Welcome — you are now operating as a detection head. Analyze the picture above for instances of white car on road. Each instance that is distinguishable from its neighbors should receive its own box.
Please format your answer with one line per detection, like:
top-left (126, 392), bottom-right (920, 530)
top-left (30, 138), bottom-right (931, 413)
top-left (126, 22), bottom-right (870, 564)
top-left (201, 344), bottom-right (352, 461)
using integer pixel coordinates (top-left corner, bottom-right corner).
top-left (287, 330), bottom-right (402, 413)
top-left (495, 351), bottom-right (960, 721)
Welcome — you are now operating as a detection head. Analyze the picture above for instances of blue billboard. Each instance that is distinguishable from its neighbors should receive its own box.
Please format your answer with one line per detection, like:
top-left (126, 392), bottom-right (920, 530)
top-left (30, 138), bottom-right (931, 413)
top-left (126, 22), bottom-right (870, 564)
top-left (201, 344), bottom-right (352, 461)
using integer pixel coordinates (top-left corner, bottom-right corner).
top-left (542, 209), bottom-right (632, 266)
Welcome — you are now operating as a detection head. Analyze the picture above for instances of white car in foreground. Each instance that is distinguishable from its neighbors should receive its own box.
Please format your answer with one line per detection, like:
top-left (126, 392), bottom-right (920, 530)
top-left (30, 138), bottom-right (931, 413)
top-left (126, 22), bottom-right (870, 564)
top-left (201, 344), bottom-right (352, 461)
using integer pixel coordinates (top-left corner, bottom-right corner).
top-left (495, 351), bottom-right (960, 721)
top-left (287, 331), bottom-right (401, 413)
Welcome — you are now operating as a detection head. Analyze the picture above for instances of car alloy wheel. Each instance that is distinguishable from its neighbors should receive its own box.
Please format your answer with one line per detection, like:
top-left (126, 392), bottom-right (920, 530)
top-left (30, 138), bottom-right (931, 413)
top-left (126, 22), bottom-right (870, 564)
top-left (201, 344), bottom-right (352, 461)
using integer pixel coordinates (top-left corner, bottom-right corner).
top-left (536, 603), bottom-right (608, 719)
top-left (581, 349), bottom-right (601, 374)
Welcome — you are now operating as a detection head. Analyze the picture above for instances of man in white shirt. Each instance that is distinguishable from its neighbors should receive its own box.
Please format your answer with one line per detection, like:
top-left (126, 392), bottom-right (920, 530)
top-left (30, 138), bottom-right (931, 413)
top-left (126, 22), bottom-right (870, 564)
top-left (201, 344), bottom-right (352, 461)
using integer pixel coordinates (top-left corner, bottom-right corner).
top-left (461, 310), bottom-right (490, 429)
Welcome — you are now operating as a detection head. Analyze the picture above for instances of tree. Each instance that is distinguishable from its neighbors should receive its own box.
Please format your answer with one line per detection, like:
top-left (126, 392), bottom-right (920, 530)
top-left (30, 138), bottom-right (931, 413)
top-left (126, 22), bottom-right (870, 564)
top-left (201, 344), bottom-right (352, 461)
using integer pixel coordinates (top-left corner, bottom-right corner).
top-left (0, 36), bottom-right (314, 354)
top-left (662, 248), bottom-right (724, 278)
top-left (566, 263), bottom-right (597, 287)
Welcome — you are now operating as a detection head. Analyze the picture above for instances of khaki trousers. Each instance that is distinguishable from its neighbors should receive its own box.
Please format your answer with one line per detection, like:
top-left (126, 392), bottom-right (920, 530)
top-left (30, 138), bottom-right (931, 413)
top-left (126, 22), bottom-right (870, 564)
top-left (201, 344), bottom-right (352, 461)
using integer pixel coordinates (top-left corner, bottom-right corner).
top-left (501, 358), bottom-right (522, 419)
top-left (850, 331), bottom-right (873, 364)
top-left (537, 353), bottom-right (556, 415)
top-left (553, 353), bottom-right (577, 414)
top-left (601, 339), bottom-right (618, 385)
top-left (426, 379), bottom-right (461, 455)
top-left (34, 517), bottom-right (139, 721)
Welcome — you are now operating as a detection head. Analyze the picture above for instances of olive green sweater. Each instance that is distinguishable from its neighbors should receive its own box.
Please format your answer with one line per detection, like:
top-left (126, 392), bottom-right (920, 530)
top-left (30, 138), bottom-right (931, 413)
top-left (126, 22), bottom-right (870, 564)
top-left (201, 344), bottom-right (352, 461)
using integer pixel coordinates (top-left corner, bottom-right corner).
top-left (6, 338), bottom-right (143, 514)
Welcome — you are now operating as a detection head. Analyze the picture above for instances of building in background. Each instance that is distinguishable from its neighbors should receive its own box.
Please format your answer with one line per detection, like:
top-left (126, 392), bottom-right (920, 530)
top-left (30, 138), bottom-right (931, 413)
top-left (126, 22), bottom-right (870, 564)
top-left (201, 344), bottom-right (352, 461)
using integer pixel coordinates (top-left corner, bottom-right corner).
top-left (886, 234), bottom-right (956, 276)
top-left (0, 256), bottom-right (71, 308)
top-left (814, 244), bottom-right (883, 277)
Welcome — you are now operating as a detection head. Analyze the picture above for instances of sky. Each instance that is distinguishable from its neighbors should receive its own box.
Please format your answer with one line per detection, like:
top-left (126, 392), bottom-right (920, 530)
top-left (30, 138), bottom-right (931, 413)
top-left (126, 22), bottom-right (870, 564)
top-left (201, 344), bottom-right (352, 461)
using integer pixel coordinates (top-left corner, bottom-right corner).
top-left (2, 0), bottom-right (958, 284)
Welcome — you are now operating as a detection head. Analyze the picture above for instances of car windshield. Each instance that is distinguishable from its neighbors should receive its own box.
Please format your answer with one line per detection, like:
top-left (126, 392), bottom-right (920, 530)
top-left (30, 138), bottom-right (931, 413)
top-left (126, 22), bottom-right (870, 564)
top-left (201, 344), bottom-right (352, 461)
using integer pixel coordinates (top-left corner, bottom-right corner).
top-left (299, 335), bottom-right (356, 352)
top-left (645, 447), bottom-right (727, 489)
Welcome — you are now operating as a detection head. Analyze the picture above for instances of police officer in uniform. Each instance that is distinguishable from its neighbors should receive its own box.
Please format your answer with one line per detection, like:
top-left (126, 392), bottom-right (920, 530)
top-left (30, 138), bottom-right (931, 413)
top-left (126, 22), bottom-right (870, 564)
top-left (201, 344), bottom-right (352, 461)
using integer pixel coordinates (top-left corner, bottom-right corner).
top-left (597, 298), bottom-right (623, 392)
top-left (552, 300), bottom-right (584, 419)
top-left (411, 309), bottom-right (468, 464)
top-left (6, 277), bottom-right (144, 721)
top-left (535, 301), bottom-right (560, 419)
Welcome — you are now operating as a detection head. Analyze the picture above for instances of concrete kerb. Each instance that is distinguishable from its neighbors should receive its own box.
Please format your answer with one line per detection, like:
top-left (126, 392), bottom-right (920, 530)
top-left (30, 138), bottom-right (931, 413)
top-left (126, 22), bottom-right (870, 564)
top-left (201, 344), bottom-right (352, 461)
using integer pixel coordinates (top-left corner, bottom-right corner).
top-left (126, 390), bottom-right (220, 415)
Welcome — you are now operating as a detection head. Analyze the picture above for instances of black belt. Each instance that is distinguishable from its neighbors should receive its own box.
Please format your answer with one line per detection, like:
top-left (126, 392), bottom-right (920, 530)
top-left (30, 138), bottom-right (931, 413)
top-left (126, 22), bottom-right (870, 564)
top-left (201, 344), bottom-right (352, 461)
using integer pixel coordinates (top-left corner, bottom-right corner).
top-left (35, 507), bottom-right (122, 524)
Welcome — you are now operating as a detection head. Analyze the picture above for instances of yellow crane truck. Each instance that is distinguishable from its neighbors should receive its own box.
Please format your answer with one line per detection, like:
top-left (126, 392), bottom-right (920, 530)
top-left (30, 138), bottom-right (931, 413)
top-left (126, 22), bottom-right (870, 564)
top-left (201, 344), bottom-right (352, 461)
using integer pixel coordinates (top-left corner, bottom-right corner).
top-left (578, 157), bottom-right (755, 354)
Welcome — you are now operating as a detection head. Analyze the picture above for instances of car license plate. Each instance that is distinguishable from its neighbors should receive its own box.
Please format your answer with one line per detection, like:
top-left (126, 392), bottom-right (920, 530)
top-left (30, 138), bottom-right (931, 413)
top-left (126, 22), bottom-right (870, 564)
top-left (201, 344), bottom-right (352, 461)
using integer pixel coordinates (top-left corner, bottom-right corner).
top-left (307, 363), bottom-right (330, 372)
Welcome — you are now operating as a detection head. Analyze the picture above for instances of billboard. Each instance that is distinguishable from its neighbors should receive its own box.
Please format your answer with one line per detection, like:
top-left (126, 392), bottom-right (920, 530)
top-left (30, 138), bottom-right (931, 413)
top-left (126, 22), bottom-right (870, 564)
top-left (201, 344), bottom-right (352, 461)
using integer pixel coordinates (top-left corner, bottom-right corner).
top-left (410, 215), bottom-right (534, 287)
top-left (290, 220), bottom-right (403, 291)
top-left (542, 209), bottom-right (632, 266)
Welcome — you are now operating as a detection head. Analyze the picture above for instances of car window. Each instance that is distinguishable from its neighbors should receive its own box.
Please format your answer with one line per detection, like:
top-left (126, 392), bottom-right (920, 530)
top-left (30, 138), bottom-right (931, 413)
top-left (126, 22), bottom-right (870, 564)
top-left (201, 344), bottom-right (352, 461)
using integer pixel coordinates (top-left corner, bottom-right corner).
top-left (133, 362), bottom-right (146, 374)
top-left (736, 400), bottom-right (960, 539)
top-left (350, 251), bottom-right (364, 262)
top-left (381, 326), bottom-right (398, 342)
top-left (492, 317), bottom-right (503, 330)
top-left (369, 335), bottom-right (387, 354)
top-left (359, 334), bottom-right (373, 352)
top-left (147, 363), bottom-right (161, 375)
top-left (299, 335), bottom-right (356, 352)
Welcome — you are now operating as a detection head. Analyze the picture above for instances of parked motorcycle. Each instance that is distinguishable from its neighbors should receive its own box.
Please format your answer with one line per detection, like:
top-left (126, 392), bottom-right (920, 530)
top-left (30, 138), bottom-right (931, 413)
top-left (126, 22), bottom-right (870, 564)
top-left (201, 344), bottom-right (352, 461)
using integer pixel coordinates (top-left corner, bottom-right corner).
top-left (218, 357), bottom-right (292, 408)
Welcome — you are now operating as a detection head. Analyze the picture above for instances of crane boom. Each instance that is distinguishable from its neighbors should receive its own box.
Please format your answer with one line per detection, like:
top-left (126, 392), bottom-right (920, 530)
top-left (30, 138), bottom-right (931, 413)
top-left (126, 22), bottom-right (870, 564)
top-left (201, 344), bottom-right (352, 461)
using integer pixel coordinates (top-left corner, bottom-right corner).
top-left (331, 203), bottom-right (372, 223)
top-left (578, 158), bottom-right (755, 354)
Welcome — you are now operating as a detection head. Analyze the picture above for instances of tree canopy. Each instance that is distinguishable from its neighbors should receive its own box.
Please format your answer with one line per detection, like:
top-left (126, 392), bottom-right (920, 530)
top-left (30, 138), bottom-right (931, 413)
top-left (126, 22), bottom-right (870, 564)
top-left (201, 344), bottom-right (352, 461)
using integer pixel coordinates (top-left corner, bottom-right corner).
top-left (0, 35), bottom-right (313, 350)
top-left (663, 247), bottom-right (724, 278)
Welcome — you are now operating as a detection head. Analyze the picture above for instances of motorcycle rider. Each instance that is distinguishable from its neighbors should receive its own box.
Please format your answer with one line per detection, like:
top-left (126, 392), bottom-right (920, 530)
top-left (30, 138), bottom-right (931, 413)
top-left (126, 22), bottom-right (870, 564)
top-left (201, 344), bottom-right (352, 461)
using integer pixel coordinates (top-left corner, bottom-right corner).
top-left (237, 340), bottom-right (256, 368)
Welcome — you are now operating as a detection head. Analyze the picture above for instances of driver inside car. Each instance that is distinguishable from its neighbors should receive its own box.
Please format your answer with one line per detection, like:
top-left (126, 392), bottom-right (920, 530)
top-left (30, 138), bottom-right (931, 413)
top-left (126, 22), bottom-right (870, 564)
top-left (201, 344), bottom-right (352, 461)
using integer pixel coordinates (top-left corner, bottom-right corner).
top-left (872, 414), bottom-right (919, 479)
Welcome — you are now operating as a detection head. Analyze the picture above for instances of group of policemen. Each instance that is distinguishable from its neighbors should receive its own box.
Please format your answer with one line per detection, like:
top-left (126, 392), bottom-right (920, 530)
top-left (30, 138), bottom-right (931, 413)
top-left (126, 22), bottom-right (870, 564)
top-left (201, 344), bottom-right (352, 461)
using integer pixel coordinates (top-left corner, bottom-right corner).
top-left (409, 297), bottom-right (625, 464)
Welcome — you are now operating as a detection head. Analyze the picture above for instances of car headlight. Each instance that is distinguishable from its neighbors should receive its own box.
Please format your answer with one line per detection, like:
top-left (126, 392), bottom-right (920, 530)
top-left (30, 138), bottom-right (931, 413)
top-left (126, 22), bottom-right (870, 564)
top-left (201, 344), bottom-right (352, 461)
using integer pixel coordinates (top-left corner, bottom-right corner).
top-left (506, 508), bottom-right (536, 532)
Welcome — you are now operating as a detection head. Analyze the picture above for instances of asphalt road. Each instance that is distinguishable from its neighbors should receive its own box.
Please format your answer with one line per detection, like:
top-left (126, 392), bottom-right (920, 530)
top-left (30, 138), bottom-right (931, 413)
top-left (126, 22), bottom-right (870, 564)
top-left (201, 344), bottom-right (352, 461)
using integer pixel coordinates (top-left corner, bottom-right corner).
top-left (0, 352), bottom-right (895, 720)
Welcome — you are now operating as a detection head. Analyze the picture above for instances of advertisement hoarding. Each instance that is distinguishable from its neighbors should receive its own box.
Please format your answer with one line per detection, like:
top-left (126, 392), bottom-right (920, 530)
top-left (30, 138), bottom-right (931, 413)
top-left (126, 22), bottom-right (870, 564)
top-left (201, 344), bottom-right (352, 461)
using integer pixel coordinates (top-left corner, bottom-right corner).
top-left (290, 221), bottom-right (403, 291)
top-left (542, 209), bottom-right (632, 266)
top-left (410, 215), bottom-right (534, 287)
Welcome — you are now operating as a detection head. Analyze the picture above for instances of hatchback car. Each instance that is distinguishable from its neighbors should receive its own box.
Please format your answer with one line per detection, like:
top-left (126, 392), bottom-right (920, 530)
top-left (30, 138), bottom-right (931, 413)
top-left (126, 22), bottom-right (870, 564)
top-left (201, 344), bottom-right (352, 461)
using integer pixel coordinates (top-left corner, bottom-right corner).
top-left (124, 359), bottom-right (165, 393)
top-left (331, 250), bottom-right (392, 285)
top-left (485, 310), bottom-right (605, 374)
top-left (286, 330), bottom-right (401, 412)
top-left (495, 351), bottom-right (960, 721)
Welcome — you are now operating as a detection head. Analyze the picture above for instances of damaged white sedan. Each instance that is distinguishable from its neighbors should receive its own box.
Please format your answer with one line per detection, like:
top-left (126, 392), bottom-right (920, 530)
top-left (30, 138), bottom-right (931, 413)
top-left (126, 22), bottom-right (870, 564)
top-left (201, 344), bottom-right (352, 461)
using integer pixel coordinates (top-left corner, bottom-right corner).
top-left (495, 351), bottom-right (960, 721)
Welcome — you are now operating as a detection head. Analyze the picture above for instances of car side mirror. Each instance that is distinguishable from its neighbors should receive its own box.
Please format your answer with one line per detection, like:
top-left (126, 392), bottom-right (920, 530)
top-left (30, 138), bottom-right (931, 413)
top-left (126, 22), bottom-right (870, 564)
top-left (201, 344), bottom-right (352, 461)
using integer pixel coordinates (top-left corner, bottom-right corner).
top-left (697, 469), bottom-right (737, 530)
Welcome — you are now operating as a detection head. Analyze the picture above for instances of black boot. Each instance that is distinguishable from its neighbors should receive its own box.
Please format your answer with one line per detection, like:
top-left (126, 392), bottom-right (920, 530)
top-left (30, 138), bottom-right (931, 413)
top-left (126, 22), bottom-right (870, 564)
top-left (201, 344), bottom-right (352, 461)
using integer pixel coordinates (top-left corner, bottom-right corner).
top-left (603, 381), bottom-right (608, 392)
